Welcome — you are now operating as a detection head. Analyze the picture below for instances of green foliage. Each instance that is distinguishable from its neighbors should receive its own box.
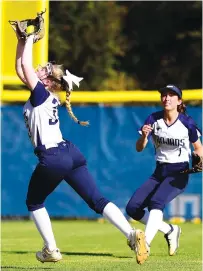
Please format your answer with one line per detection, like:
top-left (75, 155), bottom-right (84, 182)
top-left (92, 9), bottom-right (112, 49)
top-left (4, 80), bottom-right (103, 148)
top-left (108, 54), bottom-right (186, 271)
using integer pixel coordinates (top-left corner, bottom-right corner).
top-left (101, 70), bottom-right (140, 90)
top-left (49, 2), bottom-right (202, 90)
top-left (118, 1), bottom-right (202, 89)
top-left (49, 2), bottom-right (127, 90)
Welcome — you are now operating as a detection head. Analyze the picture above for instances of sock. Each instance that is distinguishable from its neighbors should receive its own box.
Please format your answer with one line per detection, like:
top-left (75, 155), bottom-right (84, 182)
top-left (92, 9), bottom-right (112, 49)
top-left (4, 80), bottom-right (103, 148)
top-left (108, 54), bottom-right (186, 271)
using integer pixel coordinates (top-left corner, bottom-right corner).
top-left (140, 210), bottom-right (171, 234)
top-left (102, 202), bottom-right (133, 239)
top-left (31, 207), bottom-right (57, 251)
top-left (145, 209), bottom-right (163, 245)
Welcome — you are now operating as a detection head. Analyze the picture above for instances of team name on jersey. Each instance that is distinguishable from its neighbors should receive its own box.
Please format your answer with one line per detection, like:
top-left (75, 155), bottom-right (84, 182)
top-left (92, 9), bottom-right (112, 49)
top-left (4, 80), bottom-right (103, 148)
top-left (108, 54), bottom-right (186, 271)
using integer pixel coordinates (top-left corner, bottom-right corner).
top-left (155, 136), bottom-right (185, 147)
top-left (140, 111), bottom-right (201, 163)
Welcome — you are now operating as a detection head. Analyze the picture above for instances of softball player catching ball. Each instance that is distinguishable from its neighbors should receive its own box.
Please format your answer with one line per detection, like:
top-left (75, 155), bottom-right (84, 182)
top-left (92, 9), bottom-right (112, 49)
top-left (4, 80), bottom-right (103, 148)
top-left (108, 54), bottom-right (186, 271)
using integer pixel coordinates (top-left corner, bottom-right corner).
top-left (13, 27), bottom-right (149, 264)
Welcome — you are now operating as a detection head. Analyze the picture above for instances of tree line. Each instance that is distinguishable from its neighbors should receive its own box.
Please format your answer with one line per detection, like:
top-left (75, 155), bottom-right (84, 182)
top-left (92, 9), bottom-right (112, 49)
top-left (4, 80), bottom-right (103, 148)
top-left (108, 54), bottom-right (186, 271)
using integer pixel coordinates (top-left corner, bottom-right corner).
top-left (49, 1), bottom-right (202, 91)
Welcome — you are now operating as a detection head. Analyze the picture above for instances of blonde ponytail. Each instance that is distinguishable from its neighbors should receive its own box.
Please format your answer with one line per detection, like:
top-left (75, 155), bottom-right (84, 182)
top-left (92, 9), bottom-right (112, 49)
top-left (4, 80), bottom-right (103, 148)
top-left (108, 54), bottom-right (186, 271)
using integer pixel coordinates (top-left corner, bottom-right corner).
top-left (44, 62), bottom-right (89, 126)
top-left (65, 92), bottom-right (89, 126)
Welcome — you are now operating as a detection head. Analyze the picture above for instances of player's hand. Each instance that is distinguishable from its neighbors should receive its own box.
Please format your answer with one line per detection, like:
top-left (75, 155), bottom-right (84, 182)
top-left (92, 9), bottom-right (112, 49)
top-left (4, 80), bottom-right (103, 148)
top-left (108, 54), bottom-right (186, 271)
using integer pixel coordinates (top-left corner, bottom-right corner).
top-left (141, 124), bottom-right (153, 138)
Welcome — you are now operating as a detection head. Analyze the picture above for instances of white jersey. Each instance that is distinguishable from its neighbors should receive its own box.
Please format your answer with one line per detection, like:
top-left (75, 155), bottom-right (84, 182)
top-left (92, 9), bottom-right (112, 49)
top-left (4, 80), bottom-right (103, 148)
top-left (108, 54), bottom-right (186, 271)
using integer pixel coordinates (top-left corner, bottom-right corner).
top-left (23, 81), bottom-right (63, 148)
top-left (139, 111), bottom-right (201, 163)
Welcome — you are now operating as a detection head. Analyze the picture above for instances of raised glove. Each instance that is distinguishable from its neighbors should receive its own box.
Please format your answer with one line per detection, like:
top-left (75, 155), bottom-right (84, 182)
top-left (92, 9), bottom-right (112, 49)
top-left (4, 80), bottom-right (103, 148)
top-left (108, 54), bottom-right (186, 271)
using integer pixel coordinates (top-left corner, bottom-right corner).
top-left (9, 9), bottom-right (46, 43)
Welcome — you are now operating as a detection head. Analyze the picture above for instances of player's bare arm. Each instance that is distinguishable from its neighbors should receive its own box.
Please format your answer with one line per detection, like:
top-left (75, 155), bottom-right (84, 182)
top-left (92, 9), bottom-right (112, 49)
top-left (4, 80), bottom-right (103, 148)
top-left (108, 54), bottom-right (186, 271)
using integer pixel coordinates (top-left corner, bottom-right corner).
top-left (15, 40), bottom-right (27, 84)
top-left (12, 25), bottom-right (27, 84)
top-left (136, 124), bottom-right (153, 152)
top-left (21, 35), bottom-right (39, 90)
top-left (192, 139), bottom-right (203, 157)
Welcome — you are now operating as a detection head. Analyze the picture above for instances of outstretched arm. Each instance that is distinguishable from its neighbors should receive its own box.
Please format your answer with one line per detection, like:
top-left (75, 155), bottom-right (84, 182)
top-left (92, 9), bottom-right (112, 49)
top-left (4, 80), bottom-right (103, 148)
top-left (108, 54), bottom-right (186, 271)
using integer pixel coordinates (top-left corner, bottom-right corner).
top-left (21, 35), bottom-right (39, 90)
top-left (15, 39), bottom-right (27, 84)
top-left (12, 25), bottom-right (27, 85)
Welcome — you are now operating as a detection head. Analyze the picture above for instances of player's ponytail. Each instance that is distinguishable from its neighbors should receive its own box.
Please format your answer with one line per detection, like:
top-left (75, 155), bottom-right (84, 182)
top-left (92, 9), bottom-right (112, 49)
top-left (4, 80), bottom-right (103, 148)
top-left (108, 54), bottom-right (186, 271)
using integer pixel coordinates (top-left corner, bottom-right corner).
top-left (177, 102), bottom-right (187, 114)
top-left (65, 91), bottom-right (89, 126)
top-left (46, 63), bottom-right (89, 126)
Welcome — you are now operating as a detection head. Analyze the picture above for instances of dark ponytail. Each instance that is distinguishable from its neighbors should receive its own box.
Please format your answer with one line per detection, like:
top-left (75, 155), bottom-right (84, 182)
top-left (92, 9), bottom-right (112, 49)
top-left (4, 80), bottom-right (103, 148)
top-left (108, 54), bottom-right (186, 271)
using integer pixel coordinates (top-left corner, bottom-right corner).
top-left (177, 102), bottom-right (187, 114)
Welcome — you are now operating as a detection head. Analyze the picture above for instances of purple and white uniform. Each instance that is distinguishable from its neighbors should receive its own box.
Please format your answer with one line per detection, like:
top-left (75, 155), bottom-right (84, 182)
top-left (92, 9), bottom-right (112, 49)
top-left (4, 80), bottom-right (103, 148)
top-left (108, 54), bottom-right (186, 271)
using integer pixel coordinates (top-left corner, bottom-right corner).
top-left (140, 110), bottom-right (201, 163)
top-left (126, 110), bottom-right (201, 220)
top-left (23, 81), bottom-right (63, 148)
top-left (24, 81), bottom-right (109, 214)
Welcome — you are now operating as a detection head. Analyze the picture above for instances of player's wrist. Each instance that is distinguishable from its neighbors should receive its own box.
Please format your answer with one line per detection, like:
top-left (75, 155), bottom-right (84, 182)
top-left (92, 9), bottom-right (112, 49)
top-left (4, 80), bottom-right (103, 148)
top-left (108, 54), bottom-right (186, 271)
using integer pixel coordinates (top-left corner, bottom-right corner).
top-left (18, 38), bottom-right (25, 45)
top-left (141, 134), bottom-right (148, 140)
top-left (26, 35), bottom-right (35, 43)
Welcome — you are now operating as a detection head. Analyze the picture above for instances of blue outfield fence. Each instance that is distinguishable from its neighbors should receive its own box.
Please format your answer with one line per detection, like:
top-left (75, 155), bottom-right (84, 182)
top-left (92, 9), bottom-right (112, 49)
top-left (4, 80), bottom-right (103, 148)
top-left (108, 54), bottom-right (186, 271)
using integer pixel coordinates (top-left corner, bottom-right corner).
top-left (1, 105), bottom-right (202, 219)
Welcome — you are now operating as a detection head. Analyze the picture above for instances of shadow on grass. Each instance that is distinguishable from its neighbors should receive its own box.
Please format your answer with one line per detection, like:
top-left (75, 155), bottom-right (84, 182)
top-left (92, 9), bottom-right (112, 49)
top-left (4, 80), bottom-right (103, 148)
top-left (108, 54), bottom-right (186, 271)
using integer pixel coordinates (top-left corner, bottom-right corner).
top-left (2, 251), bottom-right (29, 254)
top-left (1, 267), bottom-right (54, 270)
top-left (63, 251), bottom-right (113, 256)
top-left (60, 251), bottom-right (131, 258)
top-left (2, 250), bottom-right (132, 259)
top-left (116, 256), bottom-right (132, 259)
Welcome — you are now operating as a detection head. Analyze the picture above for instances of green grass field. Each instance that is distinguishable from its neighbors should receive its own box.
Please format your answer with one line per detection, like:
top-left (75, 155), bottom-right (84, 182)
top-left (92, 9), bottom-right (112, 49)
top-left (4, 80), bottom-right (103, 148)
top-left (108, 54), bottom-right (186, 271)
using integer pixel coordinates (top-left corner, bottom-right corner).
top-left (1, 220), bottom-right (202, 271)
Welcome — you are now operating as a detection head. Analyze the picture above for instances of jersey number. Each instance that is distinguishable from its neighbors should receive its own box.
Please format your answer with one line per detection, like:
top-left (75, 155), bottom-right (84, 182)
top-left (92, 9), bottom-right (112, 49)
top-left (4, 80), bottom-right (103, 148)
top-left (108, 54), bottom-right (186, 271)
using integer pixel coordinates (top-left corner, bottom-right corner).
top-left (23, 111), bottom-right (31, 139)
top-left (49, 106), bottom-right (59, 125)
top-left (178, 148), bottom-right (182, 156)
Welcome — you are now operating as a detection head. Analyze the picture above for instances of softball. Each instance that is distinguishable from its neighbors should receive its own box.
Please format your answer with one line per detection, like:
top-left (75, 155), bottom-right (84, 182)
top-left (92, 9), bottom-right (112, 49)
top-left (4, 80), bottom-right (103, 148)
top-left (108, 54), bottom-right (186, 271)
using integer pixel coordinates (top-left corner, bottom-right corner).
top-left (26, 25), bottom-right (35, 34)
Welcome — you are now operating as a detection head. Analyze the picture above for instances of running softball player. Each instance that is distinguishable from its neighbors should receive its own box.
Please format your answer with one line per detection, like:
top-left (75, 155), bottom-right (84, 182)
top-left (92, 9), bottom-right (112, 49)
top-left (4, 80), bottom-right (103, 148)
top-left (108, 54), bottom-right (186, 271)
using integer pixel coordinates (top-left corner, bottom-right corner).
top-left (126, 84), bottom-right (202, 258)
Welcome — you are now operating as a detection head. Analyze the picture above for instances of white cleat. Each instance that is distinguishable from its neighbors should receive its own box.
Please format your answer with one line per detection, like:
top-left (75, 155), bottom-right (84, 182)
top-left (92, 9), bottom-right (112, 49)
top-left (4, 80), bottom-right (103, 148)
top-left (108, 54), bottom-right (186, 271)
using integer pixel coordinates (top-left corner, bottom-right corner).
top-left (164, 224), bottom-right (181, 256)
top-left (127, 229), bottom-right (149, 265)
top-left (146, 242), bottom-right (150, 256)
top-left (36, 246), bottom-right (62, 263)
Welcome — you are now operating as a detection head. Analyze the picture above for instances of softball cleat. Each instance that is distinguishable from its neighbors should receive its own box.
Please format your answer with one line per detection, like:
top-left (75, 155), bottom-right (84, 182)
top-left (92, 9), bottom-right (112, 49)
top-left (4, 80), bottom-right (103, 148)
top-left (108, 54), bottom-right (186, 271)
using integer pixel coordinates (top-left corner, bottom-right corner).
top-left (36, 246), bottom-right (62, 263)
top-left (164, 224), bottom-right (181, 256)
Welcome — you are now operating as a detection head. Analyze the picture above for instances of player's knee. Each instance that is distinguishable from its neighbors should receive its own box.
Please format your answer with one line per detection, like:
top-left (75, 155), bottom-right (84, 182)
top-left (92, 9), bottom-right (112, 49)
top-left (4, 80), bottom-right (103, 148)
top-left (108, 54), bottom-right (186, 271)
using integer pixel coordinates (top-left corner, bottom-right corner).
top-left (26, 199), bottom-right (44, 211)
top-left (88, 197), bottom-right (110, 214)
top-left (126, 201), bottom-right (144, 220)
top-left (148, 200), bottom-right (165, 211)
